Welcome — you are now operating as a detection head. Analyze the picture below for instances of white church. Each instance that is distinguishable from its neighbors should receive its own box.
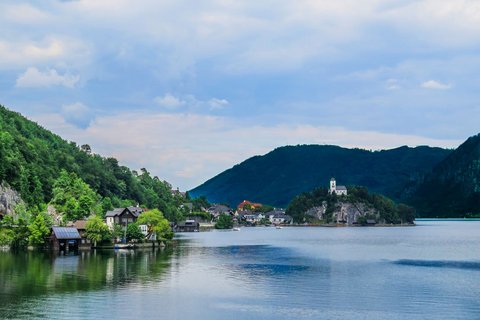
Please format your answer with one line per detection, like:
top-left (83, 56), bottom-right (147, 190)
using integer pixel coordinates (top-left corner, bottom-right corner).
top-left (329, 177), bottom-right (347, 196)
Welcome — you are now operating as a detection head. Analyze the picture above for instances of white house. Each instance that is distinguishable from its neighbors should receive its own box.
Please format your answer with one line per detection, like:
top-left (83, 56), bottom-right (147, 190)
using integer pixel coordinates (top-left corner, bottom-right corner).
top-left (329, 178), bottom-right (347, 196)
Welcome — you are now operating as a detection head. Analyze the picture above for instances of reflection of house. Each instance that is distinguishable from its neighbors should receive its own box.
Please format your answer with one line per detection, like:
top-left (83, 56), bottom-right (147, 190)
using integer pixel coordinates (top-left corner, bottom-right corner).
top-left (329, 178), bottom-right (347, 196)
top-left (67, 220), bottom-right (91, 249)
top-left (105, 206), bottom-right (144, 229)
top-left (51, 227), bottom-right (81, 252)
top-left (175, 220), bottom-right (199, 232)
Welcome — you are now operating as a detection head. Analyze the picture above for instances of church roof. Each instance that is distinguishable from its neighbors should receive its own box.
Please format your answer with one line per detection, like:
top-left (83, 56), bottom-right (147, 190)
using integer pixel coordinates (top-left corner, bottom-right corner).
top-left (336, 186), bottom-right (347, 191)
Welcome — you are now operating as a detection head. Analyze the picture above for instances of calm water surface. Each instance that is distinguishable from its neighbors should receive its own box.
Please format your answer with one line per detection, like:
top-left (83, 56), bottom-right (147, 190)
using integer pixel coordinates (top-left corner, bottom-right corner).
top-left (1, 221), bottom-right (479, 319)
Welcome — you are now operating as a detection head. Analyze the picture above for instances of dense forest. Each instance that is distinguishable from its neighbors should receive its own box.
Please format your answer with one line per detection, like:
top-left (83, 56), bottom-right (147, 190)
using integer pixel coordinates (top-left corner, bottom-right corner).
top-left (0, 105), bottom-right (184, 221)
top-left (410, 134), bottom-right (480, 217)
top-left (190, 144), bottom-right (451, 208)
top-left (286, 186), bottom-right (416, 224)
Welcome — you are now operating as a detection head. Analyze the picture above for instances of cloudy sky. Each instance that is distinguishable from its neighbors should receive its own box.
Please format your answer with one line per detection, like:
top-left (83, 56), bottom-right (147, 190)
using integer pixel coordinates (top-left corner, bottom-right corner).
top-left (1, 0), bottom-right (479, 190)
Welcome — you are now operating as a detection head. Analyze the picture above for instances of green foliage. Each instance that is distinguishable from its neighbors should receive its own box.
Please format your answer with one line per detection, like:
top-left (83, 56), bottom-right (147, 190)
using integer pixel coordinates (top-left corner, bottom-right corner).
top-left (112, 224), bottom-right (124, 241)
top-left (0, 223), bottom-right (15, 246)
top-left (189, 144), bottom-right (451, 208)
top-left (0, 215), bottom-right (30, 248)
top-left (0, 105), bottom-right (181, 221)
top-left (215, 214), bottom-right (233, 229)
top-left (410, 133), bottom-right (480, 217)
top-left (259, 217), bottom-right (271, 225)
top-left (187, 211), bottom-right (212, 221)
top-left (50, 170), bottom-right (99, 221)
top-left (85, 215), bottom-right (110, 246)
top-left (28, 211), bottom-right (52, 247)
top-left (137, 209), bottom-right (173, 241)
top-left (286, 188), bottom-right (330, 223)
top-left (126, 223), bottom-right (144, 242)
top-left (191, 196), bottom-right (210, 211)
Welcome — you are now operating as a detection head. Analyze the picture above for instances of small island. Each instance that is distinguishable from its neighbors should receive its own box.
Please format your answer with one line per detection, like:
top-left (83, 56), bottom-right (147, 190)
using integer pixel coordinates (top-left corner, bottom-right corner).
top-left (286, 178), bottom-right (416, 226)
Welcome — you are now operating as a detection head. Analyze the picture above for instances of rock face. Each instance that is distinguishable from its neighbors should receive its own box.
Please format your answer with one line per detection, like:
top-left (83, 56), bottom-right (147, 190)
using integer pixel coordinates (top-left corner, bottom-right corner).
top-left (305, 200), bottom-right (377, 225)
top-left (0, 182), bottom-right (24, 217)
top-left (333, 202), bottom-right (376, 225)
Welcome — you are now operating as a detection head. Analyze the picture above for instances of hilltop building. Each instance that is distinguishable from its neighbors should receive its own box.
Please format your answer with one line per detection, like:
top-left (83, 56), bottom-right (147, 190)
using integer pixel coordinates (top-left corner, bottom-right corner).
top-left (329, 178), bottom-right (347, 196)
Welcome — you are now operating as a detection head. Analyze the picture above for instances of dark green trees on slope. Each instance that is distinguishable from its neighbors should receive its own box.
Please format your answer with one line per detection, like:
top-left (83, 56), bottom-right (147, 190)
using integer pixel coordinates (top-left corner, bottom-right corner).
top-left (190, 144), bottom-right (451, 208)
top-left (410, 133), bottom-right (480, 217)
top-left (0, 105), bottom-right (182, 221)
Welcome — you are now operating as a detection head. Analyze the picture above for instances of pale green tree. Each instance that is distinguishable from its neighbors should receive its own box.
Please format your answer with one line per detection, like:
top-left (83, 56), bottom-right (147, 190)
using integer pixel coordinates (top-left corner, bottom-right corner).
top-left (137, 209), bottom-right (173, 241)
top-left (85, 215), bottom-right (110, 247)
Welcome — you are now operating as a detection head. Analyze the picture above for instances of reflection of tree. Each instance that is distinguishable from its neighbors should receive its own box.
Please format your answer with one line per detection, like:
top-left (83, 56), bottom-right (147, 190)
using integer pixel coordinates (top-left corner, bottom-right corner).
top-left (0, 249), bottom-right (173, 310)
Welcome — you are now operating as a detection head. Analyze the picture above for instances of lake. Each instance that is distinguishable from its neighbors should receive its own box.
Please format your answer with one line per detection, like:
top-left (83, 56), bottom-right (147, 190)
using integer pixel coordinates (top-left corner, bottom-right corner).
top-left (1, 220), bottom-right (479, 319)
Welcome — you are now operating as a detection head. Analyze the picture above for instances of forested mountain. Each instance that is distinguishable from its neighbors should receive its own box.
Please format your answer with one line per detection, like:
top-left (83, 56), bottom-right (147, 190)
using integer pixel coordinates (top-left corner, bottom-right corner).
top-left (0, 105), bottom-right (183, 221)
top-left (189, 144), bottom-right (452, 208)
top-left (410, 134), bottom-right (480, 217)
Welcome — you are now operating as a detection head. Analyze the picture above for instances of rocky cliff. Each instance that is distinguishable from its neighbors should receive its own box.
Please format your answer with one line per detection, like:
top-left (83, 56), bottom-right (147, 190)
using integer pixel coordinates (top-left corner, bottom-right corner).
top-left (0, 182), bottom-right (24, 217)
top-left (306, 200), bottom-right (377, 225)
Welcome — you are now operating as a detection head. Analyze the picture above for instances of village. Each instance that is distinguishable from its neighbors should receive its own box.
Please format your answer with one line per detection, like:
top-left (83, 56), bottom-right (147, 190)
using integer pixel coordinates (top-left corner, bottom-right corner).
top-left (50, 197), bottom-right (294, 254)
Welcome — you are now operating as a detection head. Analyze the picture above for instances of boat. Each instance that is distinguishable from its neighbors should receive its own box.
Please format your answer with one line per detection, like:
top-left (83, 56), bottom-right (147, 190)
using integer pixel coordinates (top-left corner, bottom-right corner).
top-left (276, 226), bottom-right (283, 229)
top-left (232, 227), bottom-right (241, 231)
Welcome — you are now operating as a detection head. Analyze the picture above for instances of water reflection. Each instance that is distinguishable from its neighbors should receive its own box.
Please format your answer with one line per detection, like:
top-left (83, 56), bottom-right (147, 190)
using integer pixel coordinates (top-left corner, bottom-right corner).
top-left (0, 248), bottom-right (173, 312)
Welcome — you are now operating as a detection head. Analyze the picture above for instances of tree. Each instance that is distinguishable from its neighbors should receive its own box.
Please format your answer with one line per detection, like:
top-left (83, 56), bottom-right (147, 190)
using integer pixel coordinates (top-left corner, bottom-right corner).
top-left (126, 223), bottom-right (144, 242)
top-left (85, 215), bottom-right (110, 247)
top-left (28, 212), bottom-right (51, 247)
top-left (215, 214), bottom-right (233, 229)
top-left (137, 209), bottom-right (173, 241)
top-left (51, 170), bottom-right (100, 221)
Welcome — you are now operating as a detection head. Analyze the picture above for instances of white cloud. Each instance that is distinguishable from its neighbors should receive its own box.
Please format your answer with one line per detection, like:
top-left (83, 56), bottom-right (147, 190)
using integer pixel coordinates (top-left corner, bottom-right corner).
top-left (154, 93), bottom-right (185, 109)
top-left (16, 67), bottom-right (79, 88)
top-left (385, 78), bottom-right (401, 90)
top-left (1, 3), bottom-right (50, 24)
top-left (0, 37), bottom-right (91, 70)
top-left (154, 94), bottom-right (229, 112)
top-left (421, 80), bottom-right (452, 90)
top-left (61, 102), bottom-right (94, 128)
top-left (208, 98), bottom-right (229, 110)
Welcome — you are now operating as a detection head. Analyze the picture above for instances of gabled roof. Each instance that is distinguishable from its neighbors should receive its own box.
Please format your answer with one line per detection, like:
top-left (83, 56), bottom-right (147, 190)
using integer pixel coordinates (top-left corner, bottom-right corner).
top-left (336, 186), bottom-right (347, 191)
top-left (105, 208), bottom-right (125, 217)
top-left (52, 227), bottom-right (81, 240)
top-left (105, 207), bottom-right (144, 218)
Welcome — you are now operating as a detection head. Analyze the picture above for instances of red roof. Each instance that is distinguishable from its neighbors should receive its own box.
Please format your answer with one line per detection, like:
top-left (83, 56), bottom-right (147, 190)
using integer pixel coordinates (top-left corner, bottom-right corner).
top-left (237, 200), bottom-right (262, 209)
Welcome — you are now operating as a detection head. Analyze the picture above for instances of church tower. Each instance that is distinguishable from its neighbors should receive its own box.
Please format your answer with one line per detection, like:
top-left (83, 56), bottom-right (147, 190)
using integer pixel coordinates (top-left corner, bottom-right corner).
top-left (330, 178), bottom-right (336, 194)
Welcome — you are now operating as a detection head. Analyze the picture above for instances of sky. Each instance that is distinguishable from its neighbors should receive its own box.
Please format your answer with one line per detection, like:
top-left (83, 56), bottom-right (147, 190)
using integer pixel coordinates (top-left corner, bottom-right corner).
top-left (1, 0), bottom-right (479, 190)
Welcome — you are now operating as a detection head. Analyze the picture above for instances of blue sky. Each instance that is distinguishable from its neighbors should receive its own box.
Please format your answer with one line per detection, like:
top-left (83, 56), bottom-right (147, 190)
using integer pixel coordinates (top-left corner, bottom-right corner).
top-left (1, 0), bottom-right (479, 190)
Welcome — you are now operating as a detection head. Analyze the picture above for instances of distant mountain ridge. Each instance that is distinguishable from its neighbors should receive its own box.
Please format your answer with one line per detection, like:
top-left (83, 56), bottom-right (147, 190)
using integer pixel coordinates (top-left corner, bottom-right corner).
top-left (189, 144), bottom-right (452, 209)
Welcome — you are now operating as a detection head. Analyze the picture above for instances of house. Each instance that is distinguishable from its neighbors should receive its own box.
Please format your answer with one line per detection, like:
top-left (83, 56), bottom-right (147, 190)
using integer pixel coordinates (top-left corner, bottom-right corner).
top-left (237, 200), bottom-right (262, 211)
top-left (105, 206), bottom-right (144, 229)
top-left (66, 220), bottom-right (91, 249)
top-left (51, 227), bottom-right (81, 252)
top-left (329, 178), bottom-right (348, 196)
top-left (267, 210), bottom-right (293, 225)
top-left (175, 220), bottom-right (199, 232)
top-left (207, 204), bottom-right (233, 218)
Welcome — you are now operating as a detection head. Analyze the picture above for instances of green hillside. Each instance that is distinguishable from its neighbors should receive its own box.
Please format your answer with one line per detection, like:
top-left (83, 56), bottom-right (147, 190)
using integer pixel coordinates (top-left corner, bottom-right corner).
top-left (189, 144), bottom-right (452, 208)
top-left (0, 105), bottom-right (182, 221)
top-left (410, 134), bottom-right (480, 217)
